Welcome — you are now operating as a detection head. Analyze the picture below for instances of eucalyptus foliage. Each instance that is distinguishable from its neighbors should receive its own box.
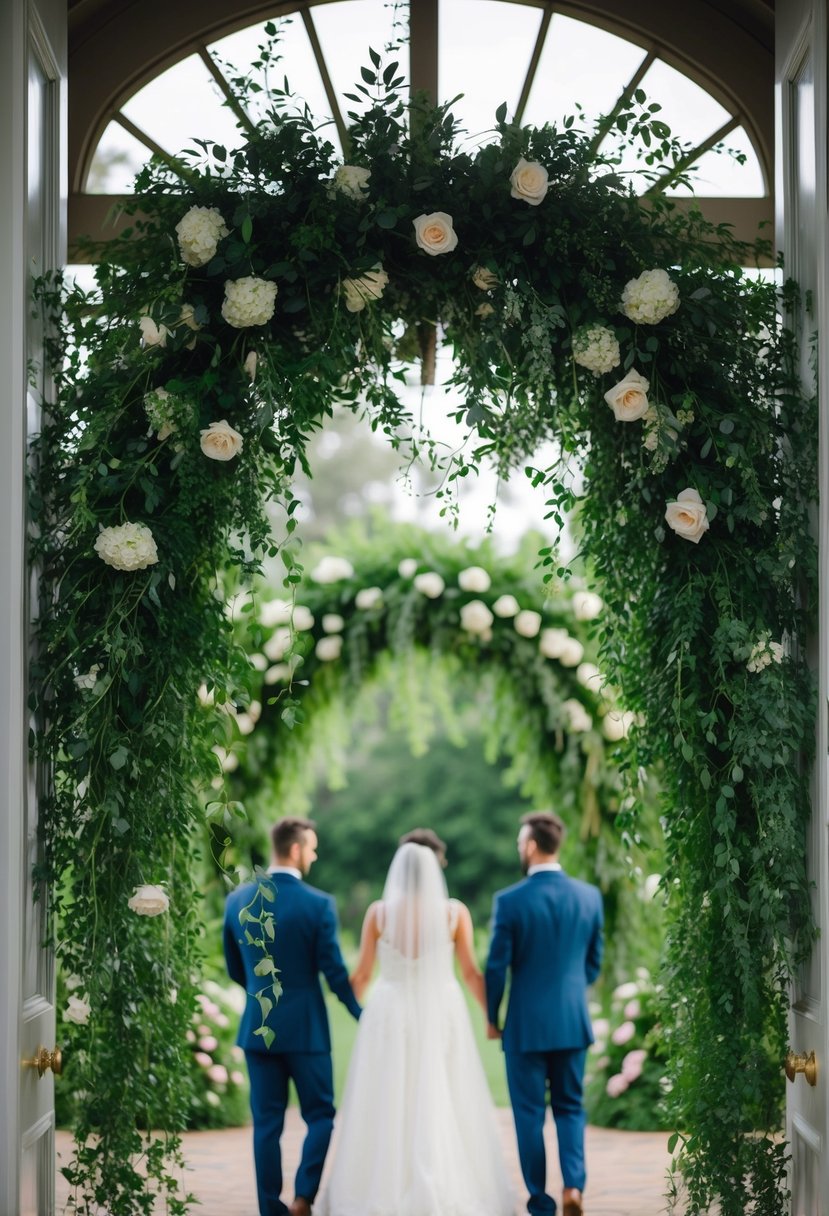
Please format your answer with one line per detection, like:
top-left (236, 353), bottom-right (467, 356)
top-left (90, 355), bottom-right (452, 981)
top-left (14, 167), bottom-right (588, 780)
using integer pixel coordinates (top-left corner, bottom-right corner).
top-left (33, 28), bottom-right (815, 1216)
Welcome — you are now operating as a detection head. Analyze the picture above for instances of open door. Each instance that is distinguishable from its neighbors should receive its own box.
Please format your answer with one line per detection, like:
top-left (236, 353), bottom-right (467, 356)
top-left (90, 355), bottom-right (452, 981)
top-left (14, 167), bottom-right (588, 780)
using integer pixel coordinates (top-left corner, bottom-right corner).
top-left (777, 2), bottom-right (829, 1212)
top-left (0, 2), bottom-right (65, 1213)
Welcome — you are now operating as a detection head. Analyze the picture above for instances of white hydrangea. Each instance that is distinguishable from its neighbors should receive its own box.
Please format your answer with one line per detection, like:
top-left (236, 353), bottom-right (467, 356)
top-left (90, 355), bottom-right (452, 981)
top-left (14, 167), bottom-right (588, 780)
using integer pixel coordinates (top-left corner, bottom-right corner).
top-left (322, 613), bottom-right (345, 634)
top-left (458, 566), bottom-right (491, 593)
top-left (291, 606), bottom-right (315, 631)
top-left (514, 610), bottom-right (542, 638)
top-left (355, 586), bottom-right (383, 610)
top-left (221, 277), bottom-right (278, 329)
top-left (572, 325), bottom-right (620, 376)
top-left (602, 709), bottom-right (634, 742)
top-left (65, 994), bottom-right (92, 1025)
top-left (559, 638), bottom-right (585, 667)
top-left (572, 590), bottom-right (603, 620)
top-left (312, 556), bottom-right (354, 584)
top-left (175, 206), bottom-right (229, 268)
top-left (144, 389), bottom-right (177, 440)
top-left (398, 558), bottom-right (418, 578)
top-left (460, 600), bottom-right (494, 636)
top-left (316, 635), bottom-right (343, 662)
top-left (620, 269), bottom-right (680, 325)
top-left (539, 628), bottom-right (570, 659)
top-left (332, 165), bottom-right (371, 200)
top-left (95, 522), bottom-right (158, 572)
top-left (562, 699), bottom-right (592, 734)
top-left (747, 634), bottom-right (785, 673)
top-left (259, 598), bottom-right (292, 627)
top-left (492, 594), bottom-right (520, 618)
top-left (414, 572), bottom-right (445, 599)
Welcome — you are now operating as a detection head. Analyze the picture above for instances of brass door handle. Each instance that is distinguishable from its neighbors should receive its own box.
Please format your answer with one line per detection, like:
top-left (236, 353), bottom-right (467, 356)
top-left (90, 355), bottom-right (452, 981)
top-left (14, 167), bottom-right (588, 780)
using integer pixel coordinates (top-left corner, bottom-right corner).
top-left (785, 1050), bottom-right (817, 1086)
top-left (24, 1046), bottom-right (63, 1078)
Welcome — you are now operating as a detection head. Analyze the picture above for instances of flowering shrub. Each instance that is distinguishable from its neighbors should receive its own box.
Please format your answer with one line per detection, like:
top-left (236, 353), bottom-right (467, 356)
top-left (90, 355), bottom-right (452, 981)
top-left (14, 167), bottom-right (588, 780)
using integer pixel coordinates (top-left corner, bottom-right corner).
top-left (185, 981), bottom-right (250, 1129)
top-left (586, 971), bottom-right (671, 1131)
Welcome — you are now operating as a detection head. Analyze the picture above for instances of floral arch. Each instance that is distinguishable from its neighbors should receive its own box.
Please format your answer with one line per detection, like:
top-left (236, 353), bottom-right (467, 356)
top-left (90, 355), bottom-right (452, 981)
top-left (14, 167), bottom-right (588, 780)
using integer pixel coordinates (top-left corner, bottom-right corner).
top-left (37, 36), bottom-right (815, 1216)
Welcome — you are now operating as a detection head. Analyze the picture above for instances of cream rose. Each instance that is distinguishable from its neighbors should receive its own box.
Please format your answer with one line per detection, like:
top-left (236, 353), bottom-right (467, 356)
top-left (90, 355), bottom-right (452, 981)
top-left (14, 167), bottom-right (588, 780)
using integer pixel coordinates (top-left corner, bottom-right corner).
top-left (539, 628), bottom-right (570, 659)
top-left (514, 610), bottom-right (542, 638)
top-left (509, 158), bottom-right (549, 206)
top-left (458, 566), bottom-right (491, 593)
top-left (603, 709), bottom-right (633, 741)
top-left (316, 635), bottom-right (343, 662)
top-left (95, 522), bottom-right (158, 572)
top-left (139, 316), bottom-right (169, 348)
top-left (263, 627), bottom-right (292, 661)
top-left (665, 488), bottom-right (709, 544)
top-left (472, 265), bottom-right (498, 291)
top-left (492, 594), bottom-right (520, 618)
top-left (342, 266), bottom-right (389, 313)
top-left (127, 884), bottom-right (169, 917)
top-left (311, 556), bottom-right (354, 584)
top-left (398, 558), bottom-right (419, 578)
top-left (355, 586), bottom-right (383, 610)
top-left (200, 419), bottom-right (244, 462)
top-left (65, 995), bottom-right (92, 1026)
top-left (291, 605), bottom-right (315, 631)
top-left (414, 571), bottom-right (445, 599)
top-left (259, 598), bottom-right (292, 628)
top-left (460, 600), bottom-right (494, 635)
top-left (604, 369), bottom-right (650, 422)
top-left (559, 638), bottom-right (585, 667)
top-left (322, 613), bottom-right (345, 634)
top-left (264, 663), bottom-right (292, 685)
top-left (572, 591), bottom-right (603, 620)
top-left (413, 212), bottom-right (458, 256)
top-left (332, 164), bottom-right (371, 200)
top-left (576, 663), bottom-right (603, 692)
top-left (221, 277), bottom-right (277, 328)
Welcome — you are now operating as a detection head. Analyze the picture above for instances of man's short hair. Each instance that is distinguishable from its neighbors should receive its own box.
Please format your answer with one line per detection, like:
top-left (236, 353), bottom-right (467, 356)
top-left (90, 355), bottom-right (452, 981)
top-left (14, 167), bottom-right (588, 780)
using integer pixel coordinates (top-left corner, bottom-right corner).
top-left (398, 827), bottom-right (447, 867)
top-left (271, 817), bottom-right (316, 859)
top-left (521, 811), bottom-right (565, 856)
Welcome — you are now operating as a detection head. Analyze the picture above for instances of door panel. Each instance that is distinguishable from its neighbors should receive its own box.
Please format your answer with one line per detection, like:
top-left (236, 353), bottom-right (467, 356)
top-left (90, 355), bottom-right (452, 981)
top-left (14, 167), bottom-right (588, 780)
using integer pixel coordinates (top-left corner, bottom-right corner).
top-left (777, 2), bottom-right (829, 1212)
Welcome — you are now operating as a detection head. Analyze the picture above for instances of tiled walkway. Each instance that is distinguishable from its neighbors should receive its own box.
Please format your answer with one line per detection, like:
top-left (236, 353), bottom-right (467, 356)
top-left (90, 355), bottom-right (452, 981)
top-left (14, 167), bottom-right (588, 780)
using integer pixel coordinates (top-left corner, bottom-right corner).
top-left (56, 1112), bottom-right (674, 1215)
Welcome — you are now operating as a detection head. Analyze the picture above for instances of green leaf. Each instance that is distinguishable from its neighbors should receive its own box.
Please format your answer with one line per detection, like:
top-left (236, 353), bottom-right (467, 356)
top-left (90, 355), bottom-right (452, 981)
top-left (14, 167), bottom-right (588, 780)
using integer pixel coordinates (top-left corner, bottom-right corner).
top-left (375, 210), bottom-right (398, 229)
top-left (109, 746), bottom-right (129, 771)
top-left (241, 215), bottom-right (253, 244)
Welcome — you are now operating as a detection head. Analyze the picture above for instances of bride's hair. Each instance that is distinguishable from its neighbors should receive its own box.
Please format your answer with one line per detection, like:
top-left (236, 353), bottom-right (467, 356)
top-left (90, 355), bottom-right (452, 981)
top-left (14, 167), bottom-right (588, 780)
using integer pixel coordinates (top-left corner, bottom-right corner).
top-left (398, 827), bottom-right (447, 866)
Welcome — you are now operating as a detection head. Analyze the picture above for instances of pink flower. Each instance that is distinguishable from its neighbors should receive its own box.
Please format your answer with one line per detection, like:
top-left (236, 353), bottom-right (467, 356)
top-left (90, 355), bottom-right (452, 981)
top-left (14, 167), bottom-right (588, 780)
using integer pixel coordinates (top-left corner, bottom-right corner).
top-left (194, 1052), bottom-right (212, 1068)
top-left (197, 1023), bottom-right (211, 1036)
top-left (622, 1049), bottom-right (648, 1081)
top-left (591, 1017), bottom-right (610, 1040)
top-left (624, 999), bottom-right (641, 1019)
top-left (231, 1070), bottom-right (245, 1085)
top-left (214, 1012), bottom-right (230, 1029)
top-left (207, 1064), bottom-right (228, 1085)
top-left (185, 1029), bottom-right (196, 1043)
top-left (606, 1073), bottom-right (629, 1098)
top-left (231, 1046), bottom-right (245, 1062)
top-left (199, 1035), bottom-right (219, 1052)
top-left (611, 1020), bottom-right (636, 1046)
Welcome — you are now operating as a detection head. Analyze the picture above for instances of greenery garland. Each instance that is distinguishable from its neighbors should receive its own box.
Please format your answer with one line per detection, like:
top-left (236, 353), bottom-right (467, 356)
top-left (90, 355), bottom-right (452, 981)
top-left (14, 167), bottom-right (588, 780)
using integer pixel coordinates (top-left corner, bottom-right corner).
top-left (33, 28), bottom-right (816, 1215)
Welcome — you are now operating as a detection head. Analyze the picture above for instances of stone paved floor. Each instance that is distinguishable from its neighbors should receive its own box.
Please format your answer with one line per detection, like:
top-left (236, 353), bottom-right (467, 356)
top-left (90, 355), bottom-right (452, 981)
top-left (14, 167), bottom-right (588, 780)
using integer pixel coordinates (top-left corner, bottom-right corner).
top-left (57, 1112), bottom-right (674, 1215)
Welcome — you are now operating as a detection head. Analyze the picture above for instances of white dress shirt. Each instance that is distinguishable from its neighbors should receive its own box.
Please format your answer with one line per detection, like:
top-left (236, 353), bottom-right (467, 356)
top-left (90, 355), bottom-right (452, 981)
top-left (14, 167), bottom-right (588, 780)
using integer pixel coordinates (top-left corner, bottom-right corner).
top-left (527, 862), bottom-right (562, 875)
top-left (268, 865), bottom-right (303, 880)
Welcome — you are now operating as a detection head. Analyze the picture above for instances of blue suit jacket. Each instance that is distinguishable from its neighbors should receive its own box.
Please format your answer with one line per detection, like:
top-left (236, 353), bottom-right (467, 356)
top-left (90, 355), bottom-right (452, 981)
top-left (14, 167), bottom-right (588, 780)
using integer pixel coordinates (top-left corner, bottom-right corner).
top-left (485, 870), bottom-right (603, 1053)
top-left (223, 872), bottom-right (361, 1054)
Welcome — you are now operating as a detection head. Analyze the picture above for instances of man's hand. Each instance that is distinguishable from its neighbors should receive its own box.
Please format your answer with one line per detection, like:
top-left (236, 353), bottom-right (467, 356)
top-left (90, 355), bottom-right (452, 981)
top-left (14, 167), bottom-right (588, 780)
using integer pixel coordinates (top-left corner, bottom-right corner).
top-left (486, 1023), bottom-right (502, 1040)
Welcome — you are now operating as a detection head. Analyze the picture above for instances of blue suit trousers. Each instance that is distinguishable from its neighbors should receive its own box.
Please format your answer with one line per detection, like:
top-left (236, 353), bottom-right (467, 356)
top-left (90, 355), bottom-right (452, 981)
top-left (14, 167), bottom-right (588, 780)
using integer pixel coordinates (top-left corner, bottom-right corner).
top-left (245, 1050), bottom-right (335, 1216)
top-left (506, 1048), bottom-right (588, 1214)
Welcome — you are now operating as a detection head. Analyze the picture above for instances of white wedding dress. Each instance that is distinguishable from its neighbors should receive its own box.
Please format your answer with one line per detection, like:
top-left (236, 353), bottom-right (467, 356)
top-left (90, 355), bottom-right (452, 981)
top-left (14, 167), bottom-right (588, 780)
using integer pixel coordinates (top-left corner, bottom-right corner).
top-left (317, 844), bottom-right (514, 1216)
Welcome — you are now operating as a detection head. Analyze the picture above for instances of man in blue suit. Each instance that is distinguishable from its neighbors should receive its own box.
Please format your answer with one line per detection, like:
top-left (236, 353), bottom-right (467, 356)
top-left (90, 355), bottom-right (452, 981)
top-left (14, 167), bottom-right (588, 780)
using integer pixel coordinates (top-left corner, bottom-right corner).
top-left (486, 811), bottom-right (603, 1216)
top-left (224, 817), bottom-right (361, 1216)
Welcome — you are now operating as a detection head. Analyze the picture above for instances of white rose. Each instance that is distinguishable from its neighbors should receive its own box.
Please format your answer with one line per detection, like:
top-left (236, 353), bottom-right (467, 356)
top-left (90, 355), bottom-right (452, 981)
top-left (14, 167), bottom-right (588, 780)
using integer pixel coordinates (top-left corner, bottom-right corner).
top-left (179, 303), bottom-right (201, 332)
top-left (620, 268), bottom-right (680, 325)
top-left (322, 613), bottom-right (345, 634)
top-left (235, 713), bottom-right (255, 736)
top-left (243, 351), bottom-right (258, 382)
top-left (127, 884), bottom-right (170, 917)
top-left (602, 710), bottom-right (634, 742)
top-left (414, 571), bottom-right (445, 599)
top-left (604, 369), bottom-right (650, 422)
top-left (573, 591), bottom-right (603, 620)
top-left (342, 266), bottom-right (389, 313)
top-left (458, 566), bottom-right (491, 593)
top-left (221, 277), bottom-right (278, 328)
top-left (263, 627), bottom-right (293, 661)
top-left (572, 324), bottom-right (620, 376)
top-left (249, 653), bottom-right (268, 672)
top-left (212, 744), bottom-right (239, 773)
top-left (74, 664), bottom-right (101, 691)
top-left (311, 556), bottom-right (354, 584)
top-left (200, 419), bottom-right (244, 462)
top-left (472, 265), bottom-right (498, 291)
top-left (65, 974), bottom-right (84, 992)
top-left (539, 627), bottom-right (570, 658)
top-left (264, 663), bottom-right (292, 685)
top-left (576, 663), bottom-right (603, 692)
top-left (613, 981), bottom-right (640, 1001)
top-left (259, 598), bottom-right (292, 628)
top-left (139, 316), bottom-right (169, 348)
top-left (398, 558), bottom-right (419, 578)
top-left (95, 522), bottom-right (158, 572)
top-left (248, 700), bottom-right (262, 722)
top-left (514, 610), bottom-right (542, 638)
top-left (413, 212), bottom-right (458, 256)
top-left (643, 873), bottom-right (662, 901)
top-left (665, 488), bottom-right (709, 544)
top-left (332, 164), bottom-right (371, 200)
top-left (559, 638), bottom-right (585, 667)
top-left (493, 594), bottom-right (520, 618)
top-left (316, 635), bottom-right (343, 662)
top-left (175, 205), bottom-right (228, 267)
top-left (460, 600), bottom-right (494, 635)
top-left (65, 995), bottom-right (92, 1025)
top-left (509, 157), bottom-right (549, 206)
top-left (291, 605), bottom-right (315, 631)
top-left (355, 586), bottom-right (383, 610)
top-left (562, 698), bottom-right (593, 733)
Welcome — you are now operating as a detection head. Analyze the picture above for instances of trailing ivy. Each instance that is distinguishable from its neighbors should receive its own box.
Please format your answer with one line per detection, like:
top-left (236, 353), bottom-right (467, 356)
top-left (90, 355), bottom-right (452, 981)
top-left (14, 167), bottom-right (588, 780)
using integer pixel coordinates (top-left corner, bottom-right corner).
top-left (32, 27), bottom-right (815, 1216)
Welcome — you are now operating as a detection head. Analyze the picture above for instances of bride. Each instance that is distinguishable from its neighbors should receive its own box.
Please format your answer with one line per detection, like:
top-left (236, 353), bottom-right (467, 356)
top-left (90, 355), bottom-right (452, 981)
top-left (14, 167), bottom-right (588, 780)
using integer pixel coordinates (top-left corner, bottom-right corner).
top-left (316, 836), bottom-right (514, 1216)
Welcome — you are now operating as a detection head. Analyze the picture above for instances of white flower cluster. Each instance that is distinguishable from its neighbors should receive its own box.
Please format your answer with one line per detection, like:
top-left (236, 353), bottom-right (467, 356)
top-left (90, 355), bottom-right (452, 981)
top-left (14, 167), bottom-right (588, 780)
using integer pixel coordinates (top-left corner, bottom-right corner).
top-left (562, 698), bottom-right (592, 734)
top-left (747, 634), bottom-right (785, 672)
top-left (74, 664), bottom-right (101, 692)
top-left (175, 206), bottom-right (229, 268)
top-left (572, 325), bottom-right (620, 376)
top-left (221, 277), bottom-right (278, 329)
top-left (460, 600), bottom-right (494, 637)
top-left (342, 266), bottom-right (389, 313)
top-left (332, 164), bottom-right (371, 200)
top-left (312, 556), bottom-right (354, 584)
top-left (144, 388), bottom-right (177, 441)
top-left (95, 522), bottom-right (158, 571)
top-left (65, 994), bottom-right (92, 1025)
top-left (620, 268), bottom-right (680, 325)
